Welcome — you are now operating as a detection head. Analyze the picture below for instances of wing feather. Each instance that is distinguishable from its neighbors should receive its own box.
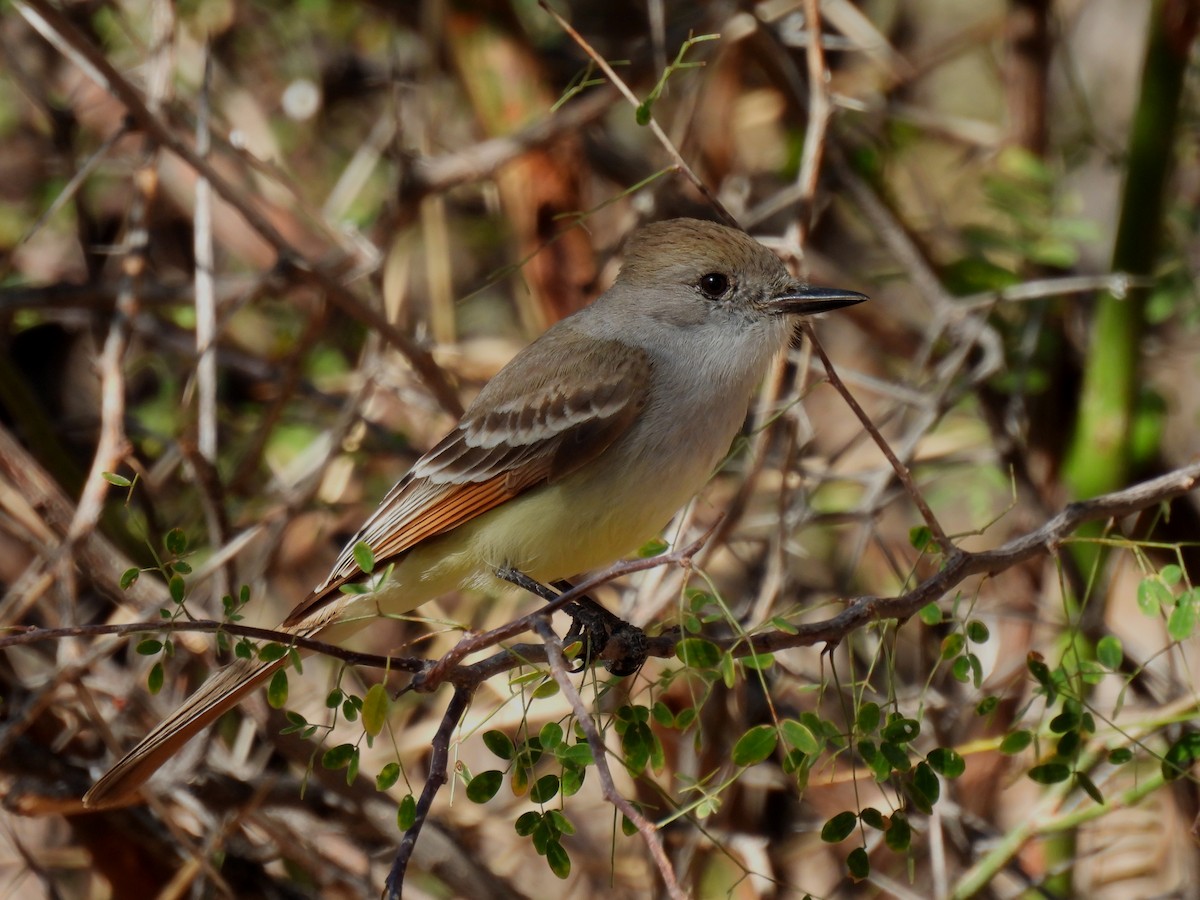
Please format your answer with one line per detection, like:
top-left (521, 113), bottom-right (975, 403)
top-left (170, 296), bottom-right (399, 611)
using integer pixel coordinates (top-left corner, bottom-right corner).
top-left (282, 332), bottom-right (650, 627)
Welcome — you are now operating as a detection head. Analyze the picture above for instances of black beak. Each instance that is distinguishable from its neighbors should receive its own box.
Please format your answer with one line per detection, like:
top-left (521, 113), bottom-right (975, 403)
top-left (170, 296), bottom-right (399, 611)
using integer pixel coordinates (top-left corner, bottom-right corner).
top-left (766, 286), bottom-right (869, 317)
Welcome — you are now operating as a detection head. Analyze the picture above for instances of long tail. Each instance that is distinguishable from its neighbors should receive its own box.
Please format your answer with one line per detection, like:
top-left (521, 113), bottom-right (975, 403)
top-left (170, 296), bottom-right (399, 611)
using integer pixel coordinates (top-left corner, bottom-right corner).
top-left (83, 650), bottom-right (287, 808)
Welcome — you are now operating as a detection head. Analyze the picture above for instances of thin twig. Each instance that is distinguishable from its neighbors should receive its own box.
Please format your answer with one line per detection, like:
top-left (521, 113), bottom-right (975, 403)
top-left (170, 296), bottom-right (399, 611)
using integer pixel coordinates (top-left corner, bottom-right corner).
top-left (534, 616), bottom-right (687, 900)
top-left (537, 0), bottom-right (736, 227)
top-left (803, 321), bottom-right (953, 552)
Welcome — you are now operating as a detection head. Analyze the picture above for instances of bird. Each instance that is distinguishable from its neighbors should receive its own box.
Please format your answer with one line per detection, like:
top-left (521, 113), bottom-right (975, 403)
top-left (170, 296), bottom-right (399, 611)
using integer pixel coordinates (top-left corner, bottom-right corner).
top-left (83, 217), bottom-right (867, 807)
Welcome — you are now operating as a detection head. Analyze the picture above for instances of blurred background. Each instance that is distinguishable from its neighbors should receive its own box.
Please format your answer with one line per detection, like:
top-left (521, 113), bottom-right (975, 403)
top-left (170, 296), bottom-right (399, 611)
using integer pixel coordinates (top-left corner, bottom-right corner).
top-left (1, 0), bottom-right (1198, 897)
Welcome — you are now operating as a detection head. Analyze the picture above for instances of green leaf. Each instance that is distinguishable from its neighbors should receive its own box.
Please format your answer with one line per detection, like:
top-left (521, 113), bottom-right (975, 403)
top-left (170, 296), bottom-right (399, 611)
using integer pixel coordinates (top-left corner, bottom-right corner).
top-left (539, 722), bottom-right (563, 750)
top-left (880, 741), bottom-right (911, 773)
top-left (918, 603), bottom-right (942, 625)
top-left (120, 568), bottom-right (140, 590)
top-left (637, 537), bottom-right (669, 557)
top-left (976, 695), bottom-right (998, 716)
top-left (259, 642), bottom-right (288, 663)
top-left (529, 774), bottom-right (560, 804)
top-left (1075, 771), bottom-right (1105, 804)
top-left (859, 807), bottom-right (885, 830)
top-left (881, 716), bottom-right (920, 744)
top-left (731, 725), bottom-right (777, 766)
top-left (1096, 634), bottom-right (1123, 669)
top-left (913, 761), bottom-right (940, 805)
top-left (1028, 763), bottom-right (1071, 784)
top-left (742, 652), bottom-right (775, 671)
top-left (352, 541), bottom-right (375, 574)
top-left (909, 525), bottom-right (933, 551)
top-left (545, 840), bottom-right (571, 879)
top-left (1000, 730), bottom-right (1033, 754)
top-left (1160, 564), bottom-right (1183, 585)
top-left (966, 620), bottom-right (990, 643)
top-left (483, 730), bottom-right (515, 760)
top-left (635, 102), bottom-right (651, 126)
top-left (165, 528), bottom-right (188, 555)
top-left (362, 683), bottom-right (390, 737)
top-left (1107, 747), bottom-right (1134, 765)
top-left (376, 762), bottom-right (400, 791)
top-left (1168, 594), bottom-right (1197, 641)
top-left (169, 574), bottom-right (186, 604)
top-left (885, 812), bottom-right (912, 851)
top-left (856, 702), bottom-right (881, 735)
top-left (397, 794), bottom-right (416, 830)
top-left (322, 743), bottom-right (357, 770)
top-left (466, 770), bottom-right (503, 803)
top-left (820, 810), bottom-right (858, 843)
top-left (1137, 577), bottom-right (1171, 617)
top-left (267, 669), bottom-right (289, 708)
top-left (515, 811), bottom-right (541, 836)
top-left (147, 661), bottom-right (164, 695)
top-left (927, 747), bottom-right (966, 778)
top-left (558, 742), bottom-right (594, 768)
top-left (102, 471), bottom-right (132, 487)
top-left (547, 809), bottom-right (575, 836)
top-left (847, 846), bottom-right (869, 880)
top-left (1162, 732), bottom-right (1200, 781)
top-left (135, 639), bottom-right (162, 656)
top-left (532, 679), bottom-right (559, 699)
top-left (940, 633), bottom-right (965, 660)
top-left (675, 638), bottom-right (721, 669)
top-left (781, 719), bottom-right (821, 755)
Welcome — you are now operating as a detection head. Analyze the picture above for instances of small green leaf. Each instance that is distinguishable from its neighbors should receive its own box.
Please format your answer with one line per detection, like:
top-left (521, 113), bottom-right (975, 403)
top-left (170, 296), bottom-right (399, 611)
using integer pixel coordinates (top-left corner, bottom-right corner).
top-left (676, 638), bottom-right (721, 669)
top-left (637, 537), bottom-right (669, 557)
top-left (1096, 634), bottom-right (1123, 669)
top-left (731, 725), bottom-right (777, 766)
top-left (466, 769), bottom-right (503, 803)
top-left (941, 633), bottom-right (965, 660)
top-left (885, 812), bottom-right (912, 851)
top-left (547, 809), bottom-right (575, 836)
top-left (927, 747), bottom-right (966, 778)
top-left (918, 603), bottom-right (942, 625)
top-left (267, 669), bottom-right (289, 708)
top-left (530, 774), bottom-right (560, 804)
top-left (1162, 732), bottom-right (1200, 781)
top-left (376, 762), bottom-right (400, 791)
top-left (1028, 762), bottom-right (1071, 784)
top-left (781, 718), bottom-right (821, 755)
top-left (147, 661), bottom-right (164, 694)
top-left (856, 702), bottom-right (881, 735)
top-left (1137, 577), bottom-right (1171, 617)
top-left (821, 810), bottom-right (858, 843)
top-left (545, 840), bottom-right (571, 879)
top-left (1168, 595), bottom-right (1197, 641)
top-left (966, 620), bottom-right (990, 643)
top-left (120, 568), bottom-right (140, 590)
top-left (539, 722), bottom-right (564, 750)
top-left (1107, 747), bottom-right (1134, 765)
top-left (913, 761), bottom-right (940, 805)
top-left (847, 846), bottom-right (869, 880)
top-left (635, 102), bottom-right (651, 126)
top-left (909, 525), bottom-right (932, 551)
top-left (1160, 564), bottom-right (1183, 585)
top-left (169, 574), bottom-right (185, 604)
top-left (1075, 771), bottom-right (1104, 804)
top-left (483, 730), bottom-right (515, 760)
top-left (742, 652), bottom-right (775, 671)
top-left (165, 528), bottom-right (188, 555)
top-left (352, 541), bottom-right (375, 574)
top-left (362, 683), bottom-right (390, 737)
top-left (1000, 730), bottom-right (1033, 754)
top-left (881, 716), bottom-right (920, 744)
top-left (102, 471), bottom-right (132, 487)
top-left (515, 811), bottom-right (541, 836)
top-left (859, 807), bottom-right (885, 830)
top-left (397, 794), bottom-right (416, 829)
top-left (532, 679), bottom-right (559, 699)
top-left (322, 743), bottom-right (357, 770)
top-left (258, 642), bottom-right (288, 662)
top-left (135, 639), bottom-right (162, 656)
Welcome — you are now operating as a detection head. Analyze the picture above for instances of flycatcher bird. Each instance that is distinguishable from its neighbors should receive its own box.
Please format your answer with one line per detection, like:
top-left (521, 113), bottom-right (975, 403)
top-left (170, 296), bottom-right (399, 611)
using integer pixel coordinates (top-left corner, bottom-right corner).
top-left (84, 217), bottom-right (866, 806)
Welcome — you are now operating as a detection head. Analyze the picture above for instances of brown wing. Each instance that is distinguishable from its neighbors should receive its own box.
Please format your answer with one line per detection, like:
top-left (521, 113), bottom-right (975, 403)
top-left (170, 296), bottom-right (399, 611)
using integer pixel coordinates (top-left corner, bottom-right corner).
top-left (282, 331), bottom-right (650, 626)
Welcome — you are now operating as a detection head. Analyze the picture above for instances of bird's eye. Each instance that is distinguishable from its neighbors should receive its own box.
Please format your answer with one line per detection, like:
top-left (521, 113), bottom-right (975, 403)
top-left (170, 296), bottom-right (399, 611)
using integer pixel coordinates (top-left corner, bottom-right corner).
top-left (698, 272), bottom-right (730, 299)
